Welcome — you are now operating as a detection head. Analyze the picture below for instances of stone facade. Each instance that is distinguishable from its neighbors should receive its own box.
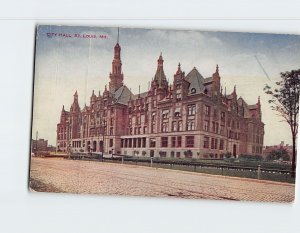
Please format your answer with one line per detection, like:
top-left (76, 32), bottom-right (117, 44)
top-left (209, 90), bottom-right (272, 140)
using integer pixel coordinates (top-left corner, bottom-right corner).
top-left (56, 37), bottom-right (264, 159)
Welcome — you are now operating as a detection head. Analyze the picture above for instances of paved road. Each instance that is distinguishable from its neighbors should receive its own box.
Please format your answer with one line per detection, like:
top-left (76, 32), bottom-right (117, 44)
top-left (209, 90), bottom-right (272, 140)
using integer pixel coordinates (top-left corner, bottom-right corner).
top-left (29, 157), bottom-right (295, 202)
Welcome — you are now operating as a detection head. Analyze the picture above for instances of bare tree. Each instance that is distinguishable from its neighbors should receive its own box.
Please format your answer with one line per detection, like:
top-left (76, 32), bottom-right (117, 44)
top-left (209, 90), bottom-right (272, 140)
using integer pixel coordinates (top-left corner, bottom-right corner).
top-left (264, 69), bottom-right (300, 178)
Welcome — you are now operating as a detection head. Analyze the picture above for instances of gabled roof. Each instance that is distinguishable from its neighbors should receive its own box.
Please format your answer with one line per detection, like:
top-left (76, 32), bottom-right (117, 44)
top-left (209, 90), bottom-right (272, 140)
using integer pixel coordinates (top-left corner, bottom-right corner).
top-left (114, 85), bottom-right (133, 105)
top-left (185, 67), bottom-right (205, 95)
top-left (132, 91), bottom-right (148, 100)
top-left (203, 77), bottom-right (213, 84)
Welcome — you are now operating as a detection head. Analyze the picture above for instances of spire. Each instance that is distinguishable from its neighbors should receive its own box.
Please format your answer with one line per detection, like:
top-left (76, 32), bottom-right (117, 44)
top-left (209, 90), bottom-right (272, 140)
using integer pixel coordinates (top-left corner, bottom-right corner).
top-left (71, 90), bottom-right (80, 112)
top-left (92, 90), bottom-right (95, 96)
top-left (157, 53), bottom-right (164, 68)
top-left (138, 85), bottom-right (141, 98)
top-left (153, 53), bottom-right (167, 89)
top-left (73, 90), bottom-right (78, 101)
top-left (98, 90), bottom-right (101, 97)
top-left (176, 62), bottom-right (182, 75)
top-left (117, 27), bottom-right (119, 44)
top-left (216, 64), bottom-right (219, 74)
top-left (233, 85), bottom-right (236, 95)
top-left (257, 96), bottom-right (261, 106)
top-left (62, 105), bottom-right (65, 111)
top-left (109, 28), bottom-right (123, 93)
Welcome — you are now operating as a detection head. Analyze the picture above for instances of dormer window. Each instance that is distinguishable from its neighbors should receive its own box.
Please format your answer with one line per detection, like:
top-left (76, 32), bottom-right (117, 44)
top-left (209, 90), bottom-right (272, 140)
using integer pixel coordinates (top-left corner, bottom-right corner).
top-left (191, 88), bottom-right (196, 94)
top-left (204, 89), bottom-right (208, 95)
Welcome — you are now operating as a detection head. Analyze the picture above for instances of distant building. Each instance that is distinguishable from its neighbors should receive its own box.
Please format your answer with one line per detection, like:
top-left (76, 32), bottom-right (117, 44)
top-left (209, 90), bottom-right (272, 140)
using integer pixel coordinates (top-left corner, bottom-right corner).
top-left (32, 138), bottom-right (56, 153)
top-left (56, 32), bottom-right (264, 159)
top-left (32, 138), bottom-right (48, 152)
top-left (263, 141), bottom-right (293, 160)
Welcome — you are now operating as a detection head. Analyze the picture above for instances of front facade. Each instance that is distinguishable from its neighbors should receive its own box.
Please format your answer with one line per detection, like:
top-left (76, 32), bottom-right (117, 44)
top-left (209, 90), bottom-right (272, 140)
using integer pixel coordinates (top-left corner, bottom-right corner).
top-left (56, 37), bottom-right (264, 159)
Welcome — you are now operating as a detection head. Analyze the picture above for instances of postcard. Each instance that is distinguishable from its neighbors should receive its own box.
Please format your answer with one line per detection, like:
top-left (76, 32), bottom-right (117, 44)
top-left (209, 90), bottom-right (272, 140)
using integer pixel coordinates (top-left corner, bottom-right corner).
top-left (29, 25), bottom-right (299, 202)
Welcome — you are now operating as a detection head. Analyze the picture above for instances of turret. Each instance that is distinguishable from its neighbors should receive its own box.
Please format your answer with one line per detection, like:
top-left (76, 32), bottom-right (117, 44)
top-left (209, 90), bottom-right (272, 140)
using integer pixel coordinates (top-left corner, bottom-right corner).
top-left (212, 64), bottom-right (221, 94)
top-left (109, 28), bottom-right (124, 93)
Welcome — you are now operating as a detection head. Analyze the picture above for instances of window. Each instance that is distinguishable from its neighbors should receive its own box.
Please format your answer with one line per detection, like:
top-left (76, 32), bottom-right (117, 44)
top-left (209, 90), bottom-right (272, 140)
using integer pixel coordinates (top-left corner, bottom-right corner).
top-left (178, 121), bottom-right (183, 131)
top-left (153, 100), bottom-right (157, 108)
top-left (174, 112), bottom-right (181, 117)
top-left (150, 138), bottom-right (156, 148)
top-left (215, 139), bottom-right (218, 150)
top-left (142, 138), bottom-right (146, 147)
top-left (212, 122), bottom-right (215, 132)
top-left (172, 121), bottom-right (177, 132)
top-left (176, 93), bottom-right (182, 101)
top-left (177, 136), bottom-right (182, 147)
top-left (204, 136), bottom-right (209, 148)
top-left (219, 139), bottom-right (224, 150)
top-left (220, 125), bottom-right (224, 135)
top-left (205, 105), bottom-right (210, 116)
top-left (162, 122), bottom-right (168, 132)
top-left (191, 88), bottom-right (196, 94)
top-left (204, 120), bottom-right (209, 132)
top-left (187, 104), bottom-right (196, 116)
top-left (215, 122), bottom-right (219, 134)
top-left (211, 138), bottom-right (215, 149)
top-left (161, 137), bottom-right (168, 147)
top-left (152, 113), bottom-right (156, 121)
top-left (176, 152), bottom-right (181, 158)
top-left (187, 120), bottom-right (195, 131)
top-left (171, 137), bottom-right (176, 147)
top-left (162, 110), bottom-right (169, 119)
top-left (109, 139), bottom-right (113, 147)
top-left (174, 108), bottom-right (181, 117)
top-left (221, 112), bottom-right (226, 121)
top-left (186, 136), bottom-right (194, 148)
top-left (170, 151), bottom-right (175, 158)
top-left (160, 152), bottom-right (167, 158)
top-left (136, 116), bottom-right (141, 125)
top-left (151, 123), bottom-right (156, 133)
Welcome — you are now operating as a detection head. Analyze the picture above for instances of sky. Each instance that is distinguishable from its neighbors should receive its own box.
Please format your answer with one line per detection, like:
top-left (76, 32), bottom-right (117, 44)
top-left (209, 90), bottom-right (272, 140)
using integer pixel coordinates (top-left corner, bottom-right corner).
top-left (32, 25), bottom-right (300, 146)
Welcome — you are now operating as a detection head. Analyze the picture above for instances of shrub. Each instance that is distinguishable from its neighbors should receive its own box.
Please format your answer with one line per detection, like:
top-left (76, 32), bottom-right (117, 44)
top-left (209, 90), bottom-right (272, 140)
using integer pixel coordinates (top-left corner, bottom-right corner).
top-left (239, 154), bottom-right (263, 161)
top-left (224, 152), bottom-right (232, 159)
top-left (184, 150), bottom-right (193, 158)
top-left (266, 149), bottom-right (290, 161)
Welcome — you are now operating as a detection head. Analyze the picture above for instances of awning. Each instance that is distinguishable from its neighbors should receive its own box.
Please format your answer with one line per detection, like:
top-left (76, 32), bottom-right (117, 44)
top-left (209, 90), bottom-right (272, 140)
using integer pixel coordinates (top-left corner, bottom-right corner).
top-left (174, 107), bottom-right (181, 113)
top-left (162, 109), bottom-right (169, 115)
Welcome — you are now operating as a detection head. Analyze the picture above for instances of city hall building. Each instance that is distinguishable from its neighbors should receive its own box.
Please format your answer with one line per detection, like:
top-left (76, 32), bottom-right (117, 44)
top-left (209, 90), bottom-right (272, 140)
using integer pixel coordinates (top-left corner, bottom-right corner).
top-left (56, 36), bottom-right (264, 159)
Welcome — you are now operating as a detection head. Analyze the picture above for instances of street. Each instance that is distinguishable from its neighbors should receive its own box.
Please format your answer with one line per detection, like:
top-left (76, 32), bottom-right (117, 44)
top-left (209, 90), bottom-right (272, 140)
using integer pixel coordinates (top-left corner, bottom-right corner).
top-left (29, 157), bottom-right (295, 202)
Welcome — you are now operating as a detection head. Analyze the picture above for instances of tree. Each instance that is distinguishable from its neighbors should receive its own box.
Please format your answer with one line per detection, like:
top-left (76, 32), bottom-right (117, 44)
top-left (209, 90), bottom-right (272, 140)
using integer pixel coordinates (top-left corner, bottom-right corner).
top-left (266, 149), bottom-right (290, 161)
top-left (264, 69), bottom-right (300, 178)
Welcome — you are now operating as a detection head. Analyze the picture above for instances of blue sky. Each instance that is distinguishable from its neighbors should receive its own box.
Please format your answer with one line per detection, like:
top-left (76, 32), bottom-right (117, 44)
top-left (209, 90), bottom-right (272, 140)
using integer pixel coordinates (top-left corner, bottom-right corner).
top-left (32, 25), bottom-right (300, 146)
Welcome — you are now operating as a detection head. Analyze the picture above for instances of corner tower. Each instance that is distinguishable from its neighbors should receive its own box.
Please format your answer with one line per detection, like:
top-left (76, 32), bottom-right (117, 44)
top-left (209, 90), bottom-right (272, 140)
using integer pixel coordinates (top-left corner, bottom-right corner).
top-left (109, 28), bottom-right (124, 93)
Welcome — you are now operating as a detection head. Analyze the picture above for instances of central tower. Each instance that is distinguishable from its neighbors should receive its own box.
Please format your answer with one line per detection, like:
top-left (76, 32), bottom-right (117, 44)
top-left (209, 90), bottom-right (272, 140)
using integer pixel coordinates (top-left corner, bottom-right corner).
top-left (109, 28), bottom-right (124, 93)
